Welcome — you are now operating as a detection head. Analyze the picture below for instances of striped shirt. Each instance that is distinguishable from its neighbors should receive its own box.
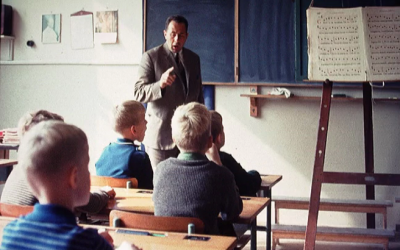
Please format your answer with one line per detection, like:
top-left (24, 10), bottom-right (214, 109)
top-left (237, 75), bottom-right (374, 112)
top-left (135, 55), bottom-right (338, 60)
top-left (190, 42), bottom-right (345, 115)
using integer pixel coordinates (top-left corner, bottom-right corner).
top-left (1, 204), bottom-right (113, 250)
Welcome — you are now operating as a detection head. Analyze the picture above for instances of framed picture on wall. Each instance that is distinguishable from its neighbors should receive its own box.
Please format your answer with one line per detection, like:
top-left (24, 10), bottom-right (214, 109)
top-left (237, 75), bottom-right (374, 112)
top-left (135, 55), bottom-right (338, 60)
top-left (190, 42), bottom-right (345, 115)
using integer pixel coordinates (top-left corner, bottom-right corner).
top-left (42, 14), bottom-right (61, 44)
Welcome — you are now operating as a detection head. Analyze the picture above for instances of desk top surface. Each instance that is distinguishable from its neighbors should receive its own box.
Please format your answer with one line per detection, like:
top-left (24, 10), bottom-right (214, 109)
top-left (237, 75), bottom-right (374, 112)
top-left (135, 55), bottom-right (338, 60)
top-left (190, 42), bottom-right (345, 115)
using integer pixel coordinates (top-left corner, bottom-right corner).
top-left (0, 216), bottom-right (236, 250)
top-left (91, 187), bottom-right (270, 224)
top-left (0, 159), bottom-right (17, 167)
top-left (0, 144), bottom-right (19, 150)
top-left (259, 175), bottom-right (283, 190)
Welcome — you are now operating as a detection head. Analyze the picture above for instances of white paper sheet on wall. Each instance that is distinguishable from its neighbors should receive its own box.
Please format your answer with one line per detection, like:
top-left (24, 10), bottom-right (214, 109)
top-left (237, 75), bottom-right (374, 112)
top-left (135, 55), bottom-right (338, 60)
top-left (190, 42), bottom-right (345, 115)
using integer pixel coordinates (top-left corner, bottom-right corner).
top-left (94, 10), bottom-right (118, 44)
top-left (70, 11), bottom-right (94, 50)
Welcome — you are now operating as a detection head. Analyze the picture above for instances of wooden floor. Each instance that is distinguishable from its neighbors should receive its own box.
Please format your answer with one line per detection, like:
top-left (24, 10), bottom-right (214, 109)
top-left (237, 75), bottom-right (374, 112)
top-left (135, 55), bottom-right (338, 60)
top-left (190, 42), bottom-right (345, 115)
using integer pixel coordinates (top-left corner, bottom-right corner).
top-left (243, 231), bottom-right (400, 250)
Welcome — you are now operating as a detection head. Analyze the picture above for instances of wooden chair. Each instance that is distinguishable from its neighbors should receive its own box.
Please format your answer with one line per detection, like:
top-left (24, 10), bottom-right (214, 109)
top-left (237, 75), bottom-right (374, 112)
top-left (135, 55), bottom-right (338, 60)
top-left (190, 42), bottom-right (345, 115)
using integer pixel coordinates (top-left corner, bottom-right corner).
top-left (90, 175), bottom-right (138, 188)
top-left (0, 202), bottom-right (34, 217)
top-left (109, 210), bottom-right (204, 234)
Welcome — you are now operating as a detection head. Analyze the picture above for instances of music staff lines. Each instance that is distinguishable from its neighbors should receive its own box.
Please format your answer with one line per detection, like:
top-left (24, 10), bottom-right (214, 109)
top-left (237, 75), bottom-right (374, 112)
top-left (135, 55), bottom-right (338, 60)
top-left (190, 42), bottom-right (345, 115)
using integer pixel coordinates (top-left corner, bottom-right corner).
top-left (318, 35), bottom-right (359, 44)
top-left (318, 45), bottom-right (361, 55)
top-left (371, 65), bottom-right (400, 75)
top-left (368, 23), bottom-right (400, 32)
top-left (318, 66), bottom-right (362, 77)
top-left (316, 14), bottom-right (358, 24)
top-left (369, 33), bottom-right (400, 43)
top-left (366, 13), bottom-right (400, 22)
top-left (317, 24), bottom-right (358, 32)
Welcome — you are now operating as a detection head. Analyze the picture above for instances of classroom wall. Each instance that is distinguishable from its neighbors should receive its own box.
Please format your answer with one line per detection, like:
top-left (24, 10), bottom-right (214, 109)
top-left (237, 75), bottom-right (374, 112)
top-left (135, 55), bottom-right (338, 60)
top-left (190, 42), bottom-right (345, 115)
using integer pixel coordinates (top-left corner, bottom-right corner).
top-left (1, 0), bottom-right (400, 230)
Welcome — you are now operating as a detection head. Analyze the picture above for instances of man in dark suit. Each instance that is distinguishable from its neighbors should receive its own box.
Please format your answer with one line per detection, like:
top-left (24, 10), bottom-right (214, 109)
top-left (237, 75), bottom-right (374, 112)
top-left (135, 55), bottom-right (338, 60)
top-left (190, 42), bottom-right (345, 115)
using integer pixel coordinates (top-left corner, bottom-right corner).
top-left (133, 15), bottom-right (204, 169)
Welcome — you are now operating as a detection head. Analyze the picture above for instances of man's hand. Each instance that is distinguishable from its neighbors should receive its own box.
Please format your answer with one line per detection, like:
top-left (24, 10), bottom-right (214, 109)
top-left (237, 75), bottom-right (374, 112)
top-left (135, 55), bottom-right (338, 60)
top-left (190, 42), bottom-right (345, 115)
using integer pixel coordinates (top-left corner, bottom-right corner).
top-left (100, 186), bottom-right (116, 199)
top-left (206, 143), bottom-right (223, 166)
top-left (159, 67), bottom-right (176, 89)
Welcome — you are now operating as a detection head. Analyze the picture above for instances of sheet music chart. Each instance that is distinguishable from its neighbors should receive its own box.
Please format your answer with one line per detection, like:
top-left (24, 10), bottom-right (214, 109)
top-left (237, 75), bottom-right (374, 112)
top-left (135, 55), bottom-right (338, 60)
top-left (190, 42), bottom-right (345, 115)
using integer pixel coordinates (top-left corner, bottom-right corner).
top-left (364, 7), bottom-right (400, 81)
top-left (308, 6), bottom-right (400, 81)
top-left (307, 7), bottom-right (366, 81)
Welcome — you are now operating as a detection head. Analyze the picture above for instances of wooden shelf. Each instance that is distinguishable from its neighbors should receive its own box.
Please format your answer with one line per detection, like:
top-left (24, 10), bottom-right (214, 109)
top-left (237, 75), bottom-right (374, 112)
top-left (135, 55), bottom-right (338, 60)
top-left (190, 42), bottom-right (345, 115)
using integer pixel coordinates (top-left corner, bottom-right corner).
top-left (240, 93), bottom-right (400, 117)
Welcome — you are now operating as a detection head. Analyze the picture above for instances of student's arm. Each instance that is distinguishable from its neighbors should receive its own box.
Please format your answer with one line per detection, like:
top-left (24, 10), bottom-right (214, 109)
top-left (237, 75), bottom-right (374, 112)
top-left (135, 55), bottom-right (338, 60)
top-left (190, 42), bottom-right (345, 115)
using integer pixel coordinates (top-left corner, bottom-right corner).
top-left (75, 188), bottom-right (114, 214)
top-left (220, 170), bottom-right (243, 221)
top-left (220, 152), bottom-right (262, 196)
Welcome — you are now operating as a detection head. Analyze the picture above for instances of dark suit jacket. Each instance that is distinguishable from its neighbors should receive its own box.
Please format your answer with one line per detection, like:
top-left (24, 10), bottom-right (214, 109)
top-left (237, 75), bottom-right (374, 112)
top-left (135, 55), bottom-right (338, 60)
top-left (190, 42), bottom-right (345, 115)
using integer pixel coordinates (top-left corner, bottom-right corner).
top-left (134, 43), bottom-right (204, 150)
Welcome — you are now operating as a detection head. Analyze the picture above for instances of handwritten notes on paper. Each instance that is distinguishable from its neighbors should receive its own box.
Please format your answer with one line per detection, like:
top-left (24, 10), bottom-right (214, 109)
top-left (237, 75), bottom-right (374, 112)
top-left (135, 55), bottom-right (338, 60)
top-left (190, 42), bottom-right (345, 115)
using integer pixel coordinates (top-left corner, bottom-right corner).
top-left (307, 6), bottom-right (400, 81)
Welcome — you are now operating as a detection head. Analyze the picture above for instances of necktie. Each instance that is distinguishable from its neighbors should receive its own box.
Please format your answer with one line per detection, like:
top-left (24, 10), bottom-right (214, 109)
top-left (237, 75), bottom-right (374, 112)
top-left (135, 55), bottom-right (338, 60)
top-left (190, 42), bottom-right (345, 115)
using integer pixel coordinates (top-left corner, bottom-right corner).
top-left (175, 54), bottom-right (187, 92)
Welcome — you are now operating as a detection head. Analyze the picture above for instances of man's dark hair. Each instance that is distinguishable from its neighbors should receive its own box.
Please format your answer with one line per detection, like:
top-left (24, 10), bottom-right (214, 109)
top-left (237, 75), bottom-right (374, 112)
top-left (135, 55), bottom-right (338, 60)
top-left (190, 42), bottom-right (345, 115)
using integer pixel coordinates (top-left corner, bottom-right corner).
top-left (165, 15), bottom-right (188, 33)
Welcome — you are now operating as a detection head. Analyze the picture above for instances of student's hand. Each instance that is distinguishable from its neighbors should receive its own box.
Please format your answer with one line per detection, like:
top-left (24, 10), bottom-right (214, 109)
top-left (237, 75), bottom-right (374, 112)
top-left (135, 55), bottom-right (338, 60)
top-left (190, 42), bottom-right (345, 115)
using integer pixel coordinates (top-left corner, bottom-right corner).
top-left (98, 229), bottom-right (113, 245)
top-left (100, 186), bottom-right (116, 199)
top-left (206, 143), bottom-right (223, 166)
top-left (116, 241), bottom-right (143, 250)
top-left (159, 67), bottom-right (176, 89)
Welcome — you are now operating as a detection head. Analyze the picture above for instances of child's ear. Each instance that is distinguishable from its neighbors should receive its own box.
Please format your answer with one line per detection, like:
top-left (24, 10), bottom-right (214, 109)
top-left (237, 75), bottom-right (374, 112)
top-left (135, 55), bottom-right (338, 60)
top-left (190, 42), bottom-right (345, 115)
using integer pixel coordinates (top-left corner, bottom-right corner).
top-left (215, 133), bottom-right (222, 145)
top-left (207, 135), bottom-right (213, 148)
top-left (130, 125), bottom-right (136, 135)
top-left (68, 166), bottom-right (78, 189)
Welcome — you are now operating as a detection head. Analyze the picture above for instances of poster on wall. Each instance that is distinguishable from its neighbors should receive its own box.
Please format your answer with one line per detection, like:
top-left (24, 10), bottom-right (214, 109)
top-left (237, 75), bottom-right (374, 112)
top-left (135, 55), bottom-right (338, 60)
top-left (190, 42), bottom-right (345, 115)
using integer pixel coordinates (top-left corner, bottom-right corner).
top-left (42, 14), bottom-right (61, 44)
top-left (70, 11), bottom-right (94, 50)
top-left (94, 10), bottom-right (118, 44)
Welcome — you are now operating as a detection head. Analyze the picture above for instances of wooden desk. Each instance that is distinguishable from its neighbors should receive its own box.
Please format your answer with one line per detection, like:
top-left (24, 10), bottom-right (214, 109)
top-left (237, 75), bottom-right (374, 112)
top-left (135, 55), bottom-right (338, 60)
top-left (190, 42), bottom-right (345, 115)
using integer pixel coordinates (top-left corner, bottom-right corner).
top-left (257, 174), bottom-right (283, 250)
top-left (0, 144), bottom-right (18, 159)
top-left (0, 216), bottom-right (236, 250)
top-left (0, 159), bottom-right (17, 180)
top-left (91, 187), bottom-right (270, 250)
top-left (0, 159), bottom-right (17, 168)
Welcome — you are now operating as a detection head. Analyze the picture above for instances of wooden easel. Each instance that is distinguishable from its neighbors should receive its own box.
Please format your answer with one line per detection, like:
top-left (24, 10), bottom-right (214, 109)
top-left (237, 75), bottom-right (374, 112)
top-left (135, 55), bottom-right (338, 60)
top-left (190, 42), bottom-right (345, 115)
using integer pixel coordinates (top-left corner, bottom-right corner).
top-left (304, 80), bottom-right (400, 249)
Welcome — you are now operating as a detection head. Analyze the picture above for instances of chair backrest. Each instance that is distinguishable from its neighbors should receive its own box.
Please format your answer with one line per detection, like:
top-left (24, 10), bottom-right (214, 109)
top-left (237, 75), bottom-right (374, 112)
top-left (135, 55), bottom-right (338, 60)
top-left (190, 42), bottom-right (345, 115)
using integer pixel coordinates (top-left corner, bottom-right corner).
top-left (90, 175), bottom-right (138, 188)
top-left (109, 210), bottom-right (204, 234)
top-left (0, 202), bottom-right (34, 217)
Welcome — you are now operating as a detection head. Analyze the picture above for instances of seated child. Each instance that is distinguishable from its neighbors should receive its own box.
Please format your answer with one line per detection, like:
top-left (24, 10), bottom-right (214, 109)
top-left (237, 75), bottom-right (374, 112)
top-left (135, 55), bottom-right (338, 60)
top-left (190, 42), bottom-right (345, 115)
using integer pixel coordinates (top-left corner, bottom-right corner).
top-left (210, 111), bottom-right (262, 197)
top-left (1, 110), bottom-right (115, 215)
top-left (96, 100), bottom-right (153, 189)
top-left (153, 102), bottom-right (243, 235)
top-left (1, 121), bottom-right (140, 250)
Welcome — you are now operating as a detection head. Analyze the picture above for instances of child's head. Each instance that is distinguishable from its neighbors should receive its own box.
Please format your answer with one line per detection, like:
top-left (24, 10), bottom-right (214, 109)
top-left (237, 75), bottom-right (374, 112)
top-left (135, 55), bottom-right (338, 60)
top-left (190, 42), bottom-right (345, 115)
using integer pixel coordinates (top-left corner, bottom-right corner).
top-left (17, 110), bottom-right (64, 137)
top-left (171, 102), bottom-right (212, 153)
top-left (210, 111), bottom-right (225, 149)
top-left (114, 100), bottom-right (147, 142)
top-left (18, 121), bottom-right (90, 209)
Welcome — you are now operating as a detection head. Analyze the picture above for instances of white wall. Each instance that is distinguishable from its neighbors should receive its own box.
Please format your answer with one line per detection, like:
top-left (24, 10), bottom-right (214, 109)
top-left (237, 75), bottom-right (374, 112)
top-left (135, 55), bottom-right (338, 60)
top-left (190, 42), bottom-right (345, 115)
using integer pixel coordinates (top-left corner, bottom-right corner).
top-left (1, 0), bottom-right (400, 231)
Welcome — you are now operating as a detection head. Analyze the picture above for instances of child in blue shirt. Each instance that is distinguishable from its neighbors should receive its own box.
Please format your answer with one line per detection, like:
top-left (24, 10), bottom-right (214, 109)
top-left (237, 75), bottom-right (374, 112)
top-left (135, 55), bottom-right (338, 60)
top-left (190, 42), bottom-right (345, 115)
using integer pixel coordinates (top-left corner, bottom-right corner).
top-left (210, 111), bottom-right (262, 197)
top-left (96, 100), bottom-right (153, 189)
top-left (1, 121), bottom-right (140, 250)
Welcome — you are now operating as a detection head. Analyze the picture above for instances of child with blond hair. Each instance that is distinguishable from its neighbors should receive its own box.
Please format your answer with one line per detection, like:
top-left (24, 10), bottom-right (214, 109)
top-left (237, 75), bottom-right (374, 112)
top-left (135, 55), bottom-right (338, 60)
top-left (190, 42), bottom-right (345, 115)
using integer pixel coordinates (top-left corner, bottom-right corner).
top-left (153, 102), bottom-right (242, 235)
top-left (96, 100), bottom-right (153, 189)
top-left (1, 121), bottom-right (140, 250)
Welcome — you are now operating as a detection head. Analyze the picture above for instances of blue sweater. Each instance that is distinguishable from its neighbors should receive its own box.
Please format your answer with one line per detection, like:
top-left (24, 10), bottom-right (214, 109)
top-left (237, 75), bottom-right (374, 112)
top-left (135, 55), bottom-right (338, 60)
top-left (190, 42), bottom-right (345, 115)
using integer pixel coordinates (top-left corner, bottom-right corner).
top-left (95, 138), bottom-right (154, 189)
top-left (1, 204), bottom-right (113, 250)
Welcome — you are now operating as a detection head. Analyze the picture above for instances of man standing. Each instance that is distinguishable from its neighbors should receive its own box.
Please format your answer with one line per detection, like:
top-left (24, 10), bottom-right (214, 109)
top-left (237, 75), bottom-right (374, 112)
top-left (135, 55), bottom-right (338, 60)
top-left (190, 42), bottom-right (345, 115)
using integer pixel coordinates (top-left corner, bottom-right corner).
top-left (133, 15), bottom-right (204, 169)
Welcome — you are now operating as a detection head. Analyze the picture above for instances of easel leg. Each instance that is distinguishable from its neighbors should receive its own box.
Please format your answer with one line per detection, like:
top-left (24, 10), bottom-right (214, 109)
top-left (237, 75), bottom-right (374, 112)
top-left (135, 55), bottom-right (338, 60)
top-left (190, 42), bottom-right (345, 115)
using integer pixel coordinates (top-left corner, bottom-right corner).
top-left (363, 82), bottom-right (376, 228)
top-left (304, 80), bottom-right (333, 250)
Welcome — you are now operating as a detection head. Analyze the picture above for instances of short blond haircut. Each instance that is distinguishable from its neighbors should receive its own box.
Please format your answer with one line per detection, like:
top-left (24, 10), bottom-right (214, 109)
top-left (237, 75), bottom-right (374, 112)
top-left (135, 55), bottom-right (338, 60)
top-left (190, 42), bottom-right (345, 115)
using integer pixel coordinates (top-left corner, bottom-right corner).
top-left (17, 110), bottom-right (64, 137)
top-left (18, 121), bottom-right (88, 182)
top-left (114, 100), bottom-right (145, 133)
top-left (210, 111), bottom-right (223, 142)
top-left (171, 102), bottom-right (211, 152)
